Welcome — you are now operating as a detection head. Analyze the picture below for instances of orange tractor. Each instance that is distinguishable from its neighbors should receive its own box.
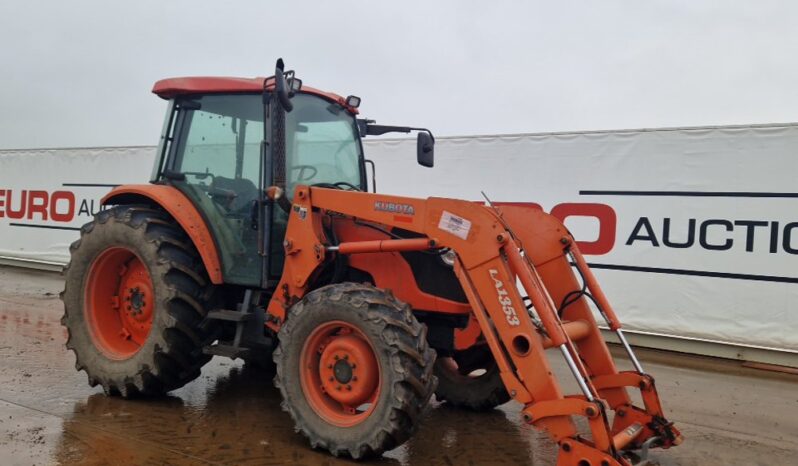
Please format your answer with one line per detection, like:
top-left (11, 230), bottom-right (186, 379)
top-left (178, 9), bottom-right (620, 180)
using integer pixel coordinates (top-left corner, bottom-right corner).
top-left (62, 60), bottom-right (682, 465)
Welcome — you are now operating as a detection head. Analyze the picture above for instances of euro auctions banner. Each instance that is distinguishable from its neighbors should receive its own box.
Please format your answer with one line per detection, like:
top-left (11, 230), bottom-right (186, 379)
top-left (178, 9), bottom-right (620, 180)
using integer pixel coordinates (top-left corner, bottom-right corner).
top-left (363, 125), bottom-right (798, 353)
top-left (1, 124), bottom-right (796, 353)
top-left (0, 146), bottom-right (155, 263)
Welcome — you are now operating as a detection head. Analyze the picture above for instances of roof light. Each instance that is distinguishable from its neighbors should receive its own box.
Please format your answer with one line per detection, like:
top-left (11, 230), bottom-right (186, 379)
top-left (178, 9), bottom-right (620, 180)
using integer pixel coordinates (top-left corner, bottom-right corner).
top-left (346, 95), bottom-right (361, 108)
top-left (290, 77), bottom-right (302, 92)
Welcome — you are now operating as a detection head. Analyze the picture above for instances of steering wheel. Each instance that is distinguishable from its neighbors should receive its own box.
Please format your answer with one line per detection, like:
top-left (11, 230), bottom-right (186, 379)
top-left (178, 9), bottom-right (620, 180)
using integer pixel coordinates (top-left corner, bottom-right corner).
top-left (332, 181), bottom-right (361, 191)
top-left (311, 182), bottom-right (361, 191)
top-left (291, 165), bottom-right (318, 182)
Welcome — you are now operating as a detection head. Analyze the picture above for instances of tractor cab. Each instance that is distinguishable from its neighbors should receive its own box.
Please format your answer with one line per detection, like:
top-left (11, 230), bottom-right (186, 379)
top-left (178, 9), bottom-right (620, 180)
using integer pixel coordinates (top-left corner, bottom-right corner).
top-left (148, 62), bottom-right (434, 287)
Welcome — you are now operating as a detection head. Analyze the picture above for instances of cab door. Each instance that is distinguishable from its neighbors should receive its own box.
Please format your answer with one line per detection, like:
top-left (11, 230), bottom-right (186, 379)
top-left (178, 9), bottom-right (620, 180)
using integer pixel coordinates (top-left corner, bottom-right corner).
top-left (166, 94), bottom-right (264, 287)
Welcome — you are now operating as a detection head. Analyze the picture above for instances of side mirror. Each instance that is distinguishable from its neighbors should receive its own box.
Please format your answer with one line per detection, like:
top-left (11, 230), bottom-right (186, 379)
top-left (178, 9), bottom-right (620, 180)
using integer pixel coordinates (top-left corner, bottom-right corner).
top-left (417, 132), bottom-right (434, 168)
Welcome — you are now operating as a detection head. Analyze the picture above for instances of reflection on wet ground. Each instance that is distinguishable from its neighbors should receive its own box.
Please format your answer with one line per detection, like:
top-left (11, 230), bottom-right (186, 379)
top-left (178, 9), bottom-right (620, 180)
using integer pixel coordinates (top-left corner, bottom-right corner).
top-left (53, 368), bottom-right (552, 466)
top-left (1, 266), bottom-right (797, 465)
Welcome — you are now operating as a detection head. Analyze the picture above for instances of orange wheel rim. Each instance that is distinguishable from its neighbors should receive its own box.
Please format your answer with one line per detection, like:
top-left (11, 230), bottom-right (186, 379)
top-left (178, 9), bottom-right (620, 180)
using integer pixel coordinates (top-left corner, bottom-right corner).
top-left (300, 320), bottom-right (381, 427)
top-left (84, 247), bottom-right (155, 359)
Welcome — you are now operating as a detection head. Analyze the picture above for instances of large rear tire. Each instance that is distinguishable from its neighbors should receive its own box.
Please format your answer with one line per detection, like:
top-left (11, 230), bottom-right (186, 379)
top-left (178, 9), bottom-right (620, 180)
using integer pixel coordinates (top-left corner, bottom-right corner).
top-left (433, 344), bottom-right (510, 410)
top-left (61, 205), bottom-right (216, 397)
top-left (274, 283), bottom-right (436, 459)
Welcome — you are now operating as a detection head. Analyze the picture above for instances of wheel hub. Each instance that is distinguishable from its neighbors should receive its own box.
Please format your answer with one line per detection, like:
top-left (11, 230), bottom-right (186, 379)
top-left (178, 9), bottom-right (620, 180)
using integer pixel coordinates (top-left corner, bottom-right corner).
top-left (318, 334), bottom-right (379, 406)
top-left (129, 288), bottom-right (144, 311)
top-left (85, 247), bottom-right (155, 359)
top-left (300, 321), bottom-right (382, 427)
top-left (333, 359), bottom-right (353, 384)
top-left (117, 260), bottom-right (154, 332)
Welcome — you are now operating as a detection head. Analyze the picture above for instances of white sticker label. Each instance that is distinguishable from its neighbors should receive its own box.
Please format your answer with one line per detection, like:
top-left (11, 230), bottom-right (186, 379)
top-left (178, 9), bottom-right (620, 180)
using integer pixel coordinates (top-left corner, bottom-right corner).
top-left (438, 210), bottom-right (472, 240)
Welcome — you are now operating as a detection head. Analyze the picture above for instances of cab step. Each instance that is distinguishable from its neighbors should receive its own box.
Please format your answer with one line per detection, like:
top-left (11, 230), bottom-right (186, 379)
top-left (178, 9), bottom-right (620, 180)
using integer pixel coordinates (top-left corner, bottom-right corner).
top-left (207, 309), bottom-right (253, 322)
top-left (203, 344), bottom-right (251, 360)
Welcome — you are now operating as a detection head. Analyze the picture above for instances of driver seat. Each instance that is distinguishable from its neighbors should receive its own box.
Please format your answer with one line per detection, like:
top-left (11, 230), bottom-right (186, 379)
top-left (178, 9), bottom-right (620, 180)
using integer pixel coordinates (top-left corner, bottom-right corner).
top-left (211, 176), bottom-right (259, 213)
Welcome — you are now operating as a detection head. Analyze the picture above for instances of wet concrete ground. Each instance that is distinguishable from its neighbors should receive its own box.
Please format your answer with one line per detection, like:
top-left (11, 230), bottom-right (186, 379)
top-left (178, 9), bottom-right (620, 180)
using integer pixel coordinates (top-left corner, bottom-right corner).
top-left (0, 265), bottom-right (796, 466)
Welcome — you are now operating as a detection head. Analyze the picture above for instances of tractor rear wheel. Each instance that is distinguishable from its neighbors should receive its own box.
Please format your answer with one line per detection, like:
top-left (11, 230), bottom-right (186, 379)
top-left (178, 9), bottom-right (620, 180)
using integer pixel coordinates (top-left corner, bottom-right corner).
top-left (273, 283), bottom-right (436, 459)
top-left (61, 205), bottom-right (216, 397)
top-left (433, 344), bottom-right (510, 410)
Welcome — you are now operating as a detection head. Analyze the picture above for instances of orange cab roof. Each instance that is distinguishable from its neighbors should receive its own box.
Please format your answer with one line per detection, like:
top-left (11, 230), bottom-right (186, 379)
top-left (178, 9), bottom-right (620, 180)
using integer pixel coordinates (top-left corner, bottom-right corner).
top-left (152, 76), bottom-right (358, 113)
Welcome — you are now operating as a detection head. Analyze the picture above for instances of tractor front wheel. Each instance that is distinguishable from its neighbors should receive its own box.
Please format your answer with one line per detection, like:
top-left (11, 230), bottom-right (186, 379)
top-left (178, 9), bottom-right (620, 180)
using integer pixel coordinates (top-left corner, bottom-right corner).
top-left (274, 283), bottom-right (436, 459)
top-left (61, 206), bottom-right (216, 397)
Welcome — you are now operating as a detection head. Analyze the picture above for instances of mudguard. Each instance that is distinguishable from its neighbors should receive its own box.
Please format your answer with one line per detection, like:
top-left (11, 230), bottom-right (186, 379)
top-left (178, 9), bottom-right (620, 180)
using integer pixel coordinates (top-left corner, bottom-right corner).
top-left (102, 184), bottom-right (223, 284)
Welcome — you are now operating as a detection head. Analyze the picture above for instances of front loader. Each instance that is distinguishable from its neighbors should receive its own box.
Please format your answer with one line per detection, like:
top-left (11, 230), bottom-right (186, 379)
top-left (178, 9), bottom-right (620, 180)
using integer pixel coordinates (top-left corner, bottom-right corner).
top-left (61, 59), bottom-right (682, 465)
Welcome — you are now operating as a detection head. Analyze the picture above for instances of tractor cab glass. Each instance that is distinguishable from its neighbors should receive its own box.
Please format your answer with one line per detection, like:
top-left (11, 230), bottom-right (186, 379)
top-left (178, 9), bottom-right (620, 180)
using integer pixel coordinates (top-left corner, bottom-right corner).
top-left (269, 94), bottom-right (364, 276)
top-left (169, 94), bottom-right (264, 286)
top-left (284, 94), bottom-right (363, 197)
top-left (163, 92), bottom-right (364, 286)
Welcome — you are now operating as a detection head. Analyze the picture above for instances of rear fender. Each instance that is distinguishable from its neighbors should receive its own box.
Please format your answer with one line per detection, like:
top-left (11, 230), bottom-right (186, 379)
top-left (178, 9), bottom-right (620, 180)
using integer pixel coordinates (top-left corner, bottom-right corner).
top-left (101, 184), bottom-right (223, 284)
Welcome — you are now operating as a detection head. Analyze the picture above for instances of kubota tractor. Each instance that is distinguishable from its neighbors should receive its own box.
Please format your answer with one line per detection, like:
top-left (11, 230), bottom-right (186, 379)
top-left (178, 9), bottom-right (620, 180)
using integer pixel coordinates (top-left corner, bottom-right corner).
top-left (61, 59), bottom-right (682, 465)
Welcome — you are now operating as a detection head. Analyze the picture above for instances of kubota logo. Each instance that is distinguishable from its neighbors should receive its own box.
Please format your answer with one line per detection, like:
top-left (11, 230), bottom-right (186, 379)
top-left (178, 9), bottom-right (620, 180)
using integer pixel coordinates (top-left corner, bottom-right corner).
top-left (374, 201), bottom-right (415, 216)
top-left (488, 269), bottom-right (520, 326)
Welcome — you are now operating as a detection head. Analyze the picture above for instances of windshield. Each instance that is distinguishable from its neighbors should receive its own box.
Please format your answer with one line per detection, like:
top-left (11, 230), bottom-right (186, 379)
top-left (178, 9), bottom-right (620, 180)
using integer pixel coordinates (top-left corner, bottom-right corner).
top-left (283, 94), bottom-right (363, 197)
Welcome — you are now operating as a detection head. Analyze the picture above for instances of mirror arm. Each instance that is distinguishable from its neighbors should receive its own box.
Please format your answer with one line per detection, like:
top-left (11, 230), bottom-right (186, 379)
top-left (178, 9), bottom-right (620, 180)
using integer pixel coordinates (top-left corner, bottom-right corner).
top-left (364, 124), bottom-right (434, 141)
top-left (366, 125), bottom-right (412, 136)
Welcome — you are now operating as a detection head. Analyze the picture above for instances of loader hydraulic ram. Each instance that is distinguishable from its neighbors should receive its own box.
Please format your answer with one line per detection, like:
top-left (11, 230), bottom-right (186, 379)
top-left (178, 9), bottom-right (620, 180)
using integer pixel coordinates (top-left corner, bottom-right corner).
top-left (264, 186), bottom-right (682, 465)
top-left (62, 59), bottom-right (681, 465)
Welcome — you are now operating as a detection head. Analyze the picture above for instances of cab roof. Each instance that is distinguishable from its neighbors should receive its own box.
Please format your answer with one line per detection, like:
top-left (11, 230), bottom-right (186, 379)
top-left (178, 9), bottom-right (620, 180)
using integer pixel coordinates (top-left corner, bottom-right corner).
top-left (152, 76), bottom-right (358, 114)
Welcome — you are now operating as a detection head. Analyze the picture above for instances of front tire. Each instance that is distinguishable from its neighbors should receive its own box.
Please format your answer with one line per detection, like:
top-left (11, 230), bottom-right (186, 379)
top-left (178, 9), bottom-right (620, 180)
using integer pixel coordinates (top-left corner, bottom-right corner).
top-left (61, 206), bottom-right (216, 397)
top-left (274, 283), bottom-right (436, 459)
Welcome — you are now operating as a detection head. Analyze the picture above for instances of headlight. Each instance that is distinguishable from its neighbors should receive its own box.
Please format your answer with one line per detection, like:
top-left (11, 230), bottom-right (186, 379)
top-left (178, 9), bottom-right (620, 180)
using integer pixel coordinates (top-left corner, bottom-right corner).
top-left (440, 249), bottom-right (457, 267)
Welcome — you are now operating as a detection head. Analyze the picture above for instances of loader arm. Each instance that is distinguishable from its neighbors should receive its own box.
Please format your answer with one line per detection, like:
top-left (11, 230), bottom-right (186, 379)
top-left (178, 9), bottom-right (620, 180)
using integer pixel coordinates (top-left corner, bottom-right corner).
top-left (266, 186), bottom-right (681, 466)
